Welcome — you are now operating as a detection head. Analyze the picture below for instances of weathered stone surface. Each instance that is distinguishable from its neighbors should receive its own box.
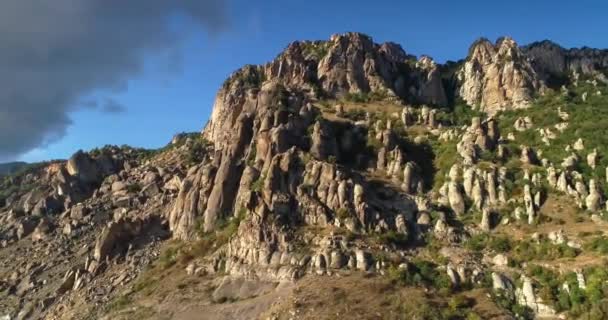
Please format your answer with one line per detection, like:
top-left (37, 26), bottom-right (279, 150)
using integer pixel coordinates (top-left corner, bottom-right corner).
top-left (586, 179), bottom-right (602, 211)
top-left (492, 272), bottom-right (513, 291)
top-left (448, 182), bottom-right (465, 216)
top-left (31, 217), bottom-right (52, 242)
top-left (458, 37), bottom-right (542, 114)
top-left (310, 120), bottom-right (339, 161)
top-left (168, 165), bottom-right (216, 240)
top-left (524, 40), bottom-right (608, 80)
top-left (94, 218), bottom-right (143, 261)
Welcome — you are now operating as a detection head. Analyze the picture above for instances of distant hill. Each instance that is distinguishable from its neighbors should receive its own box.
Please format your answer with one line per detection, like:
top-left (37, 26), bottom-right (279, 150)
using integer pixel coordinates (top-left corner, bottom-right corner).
top-left (0, 161), bottom-right (27, 176)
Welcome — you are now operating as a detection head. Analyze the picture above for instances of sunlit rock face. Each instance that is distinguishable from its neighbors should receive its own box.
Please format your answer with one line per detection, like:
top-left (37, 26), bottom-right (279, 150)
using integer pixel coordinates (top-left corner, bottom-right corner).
top-left (458, 37), bottom-right (542, 115)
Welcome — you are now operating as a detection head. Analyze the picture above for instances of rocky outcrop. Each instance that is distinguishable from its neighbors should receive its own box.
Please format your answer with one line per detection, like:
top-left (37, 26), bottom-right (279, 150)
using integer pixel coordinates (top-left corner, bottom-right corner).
top-left (317, 33), bottom-right (450, 106)
top-left (414, 56), bottom-right (448, 106)
top-left (66, 150), bottom-right (120, 185)
top-left (168, 164), bottom-right (216, 240)
top-left (93, 218), bottom-right (143, 261)
top-left (264, 41), bottom-right (319, 91)
top-left (456, 117), bottom-right (500, 165)
top-left (524, 40), bottom-right (608, 84)
top-left (317, 33), bottom-right (399, 98)
top-left (448, 182), bottom-right (465, 216)
top-left (516, 276), bottom-right (557, 318)
top-left (310, 120), bottom-right (339, 161)
top-left (585, 179), bottom-right (603, 211)
top-left (458, 37), bottom-right (542, 114)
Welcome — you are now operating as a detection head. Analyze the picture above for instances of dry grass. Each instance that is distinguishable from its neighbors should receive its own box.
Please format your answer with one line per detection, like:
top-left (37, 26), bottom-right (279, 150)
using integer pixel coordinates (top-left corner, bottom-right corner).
top-left (318, 100), bottom-right (404, 122)
top-left (496, 194), bottom-right (606, 241)
top-left (262, 273), bottom-right (509, 320)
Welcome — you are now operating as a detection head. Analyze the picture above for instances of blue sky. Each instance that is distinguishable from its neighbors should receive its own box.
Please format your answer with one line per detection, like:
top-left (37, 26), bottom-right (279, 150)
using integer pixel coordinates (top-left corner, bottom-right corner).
top-left (19, 0), bottom-right (608, 162)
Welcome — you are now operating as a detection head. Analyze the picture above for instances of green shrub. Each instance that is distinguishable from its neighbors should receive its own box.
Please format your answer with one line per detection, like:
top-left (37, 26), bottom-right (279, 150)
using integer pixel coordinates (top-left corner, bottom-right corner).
top-left (498, 81), bottom-right (608, 184)
top-left (250, 174), bottom-right (266, 193)
top-left (342, 90), bottom-right (388, 103)
top-left (300, 41), bottom-right (329, 60)
top-left (377, 231), bottom-right (408, 248)
top-left (187, 136), bottom-right (210, 165)
top-left (512, 238), bottom-right (579, 263)
top-left (488, 236), bottom-right (513, 253)
top-left (584, 236), bottom-right (608, 255)
top-left (335, 207), bottom-right (350, 220)
top-left (158, 246), bottom-right (179, 269)
top-left (389, 260), bottom-right (453, 292)
top-left (491, 289), bottom-right (534, 320)
top-left (342, 108), bottom-right (367, 121)
top-left (190, 210), bottom-right (245, 257)
top-left (126, 183), bottom-right (142, 193)
top-left (344, 92), bottom-right (370, 103)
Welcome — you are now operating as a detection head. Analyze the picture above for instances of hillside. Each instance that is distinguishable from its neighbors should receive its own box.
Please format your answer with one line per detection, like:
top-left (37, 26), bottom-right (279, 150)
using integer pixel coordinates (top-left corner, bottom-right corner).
top-left (1, 33), bottom-right (608, 320)
top-left (0, 162), bottom-right (27, 176)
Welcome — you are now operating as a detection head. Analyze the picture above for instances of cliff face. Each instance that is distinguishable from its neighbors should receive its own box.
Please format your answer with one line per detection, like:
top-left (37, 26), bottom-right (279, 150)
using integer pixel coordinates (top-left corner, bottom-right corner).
top-left (524, 40), bottom-right (608, 80)
top-left (457, 37), bottom-right (543, 114)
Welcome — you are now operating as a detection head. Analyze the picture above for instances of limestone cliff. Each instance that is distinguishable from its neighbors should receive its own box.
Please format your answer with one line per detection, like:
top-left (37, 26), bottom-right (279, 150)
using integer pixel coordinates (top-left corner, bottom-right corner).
top-left (457, 37), bottom-right (543, 114)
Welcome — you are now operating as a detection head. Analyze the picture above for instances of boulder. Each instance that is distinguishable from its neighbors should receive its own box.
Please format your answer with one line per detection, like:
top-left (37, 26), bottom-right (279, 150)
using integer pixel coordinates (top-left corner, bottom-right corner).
top-left (31, 217), bottom-right (52, 242)
top-left (586, 179), bottom-right (602, 211)
top-left (66, 150), bottom-right (102, 184)
top-left (94, 218), bottom-right (142, 261)
top-left (355, 250), bottom-right (371, 271)
top-left (448, 182), bottom-right (465, 216)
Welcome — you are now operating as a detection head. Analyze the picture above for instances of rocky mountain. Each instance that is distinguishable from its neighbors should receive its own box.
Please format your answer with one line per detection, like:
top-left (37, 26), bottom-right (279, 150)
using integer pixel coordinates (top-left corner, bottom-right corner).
top-left (2, 33), bottom-right (608, 320)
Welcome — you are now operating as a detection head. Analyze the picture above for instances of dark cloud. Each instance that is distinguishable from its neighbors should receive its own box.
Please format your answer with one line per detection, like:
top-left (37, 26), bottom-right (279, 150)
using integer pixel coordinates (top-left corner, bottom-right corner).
top-left (0, 0), bottom-right (228, 161)
top-left (101, 98), bottom-right (127, 114)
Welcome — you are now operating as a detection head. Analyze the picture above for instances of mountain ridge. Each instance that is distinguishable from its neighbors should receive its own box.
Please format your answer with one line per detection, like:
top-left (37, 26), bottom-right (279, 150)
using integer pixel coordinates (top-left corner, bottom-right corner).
top-left (0, 162), bottom-right (27, 176)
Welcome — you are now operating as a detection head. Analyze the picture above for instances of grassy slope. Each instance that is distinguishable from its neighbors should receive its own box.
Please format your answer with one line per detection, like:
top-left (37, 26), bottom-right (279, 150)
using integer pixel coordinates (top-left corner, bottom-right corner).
top-left (0, 161), bottom-right (27, 176)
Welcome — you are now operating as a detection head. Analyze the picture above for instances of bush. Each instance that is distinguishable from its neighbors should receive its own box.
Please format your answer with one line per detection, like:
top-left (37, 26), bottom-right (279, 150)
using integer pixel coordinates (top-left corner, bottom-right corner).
top-left (463, 233), bottom-right (512, 253)
top-left (344, 92), bottom-right (370, 103)
top-left (389, 260), bottom-right (453, 292)
top-left (187, 136), bottom-right (210, 165)
top-left (512, 239), bottom-right (579, 263)
top-left (342, 108), bottom-right (367, 121)
top-left (300, 41), bottom-right (329, 60)
top-left (250, 174), bottom-right (266, 193)
top-left (377, 231), bottom-right (408, 248)
top-left (491, 289), bottom-right (534, 320)
top-left (158, 246), bottom-right (179, 269)
top-left (343, 90), bottom-right (388, 103)
top-left (584, 236), bottom-right (608, 255)
top-left (464, 234), bottom-right (488, 252)
top-left (189, 211), bottom-right (245, 259)
top-left (335, 207), bottom-right (351, 220)
top-left (126, 183), bottom-right (141, 193)
top-left (498, 81), bottom-right (608, 184)
top-left (447, 101), bottom-right (484, 127)
top-left (488, 236), bottom-right (513, 253)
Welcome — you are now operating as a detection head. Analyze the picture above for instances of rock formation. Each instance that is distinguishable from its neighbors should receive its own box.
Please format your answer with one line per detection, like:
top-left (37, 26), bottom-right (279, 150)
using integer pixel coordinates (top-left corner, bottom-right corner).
top-left (458, 37), bottom-right (542, 114)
